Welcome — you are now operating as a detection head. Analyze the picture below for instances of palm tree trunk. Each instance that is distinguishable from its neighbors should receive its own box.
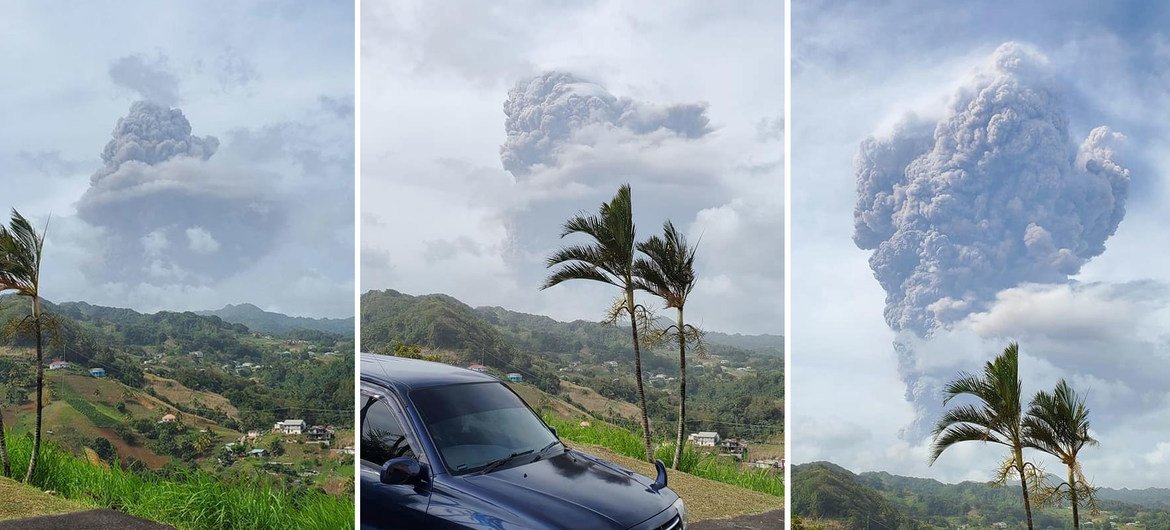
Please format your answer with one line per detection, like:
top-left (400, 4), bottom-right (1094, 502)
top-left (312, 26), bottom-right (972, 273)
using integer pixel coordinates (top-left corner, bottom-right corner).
top-left (626, 287), bottom-right (653, 462)
top-left (672, 308), bottom-right (686, 470)
top-left (1015, 446), bottom-right (1033, 530)
top-left (1069, 464), bottom-right (1079, 530)
top-left (25, 296), bottom-right (43, 483)
top-left (0, 408), bottom-right (10, 477)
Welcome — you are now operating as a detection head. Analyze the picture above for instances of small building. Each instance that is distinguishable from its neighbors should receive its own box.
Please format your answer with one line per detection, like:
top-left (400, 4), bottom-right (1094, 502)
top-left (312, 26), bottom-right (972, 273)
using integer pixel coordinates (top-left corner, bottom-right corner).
top-left (246, 430), bottom-right (261, 440)
top-left (468, 364), bottom-right (488, 373)
top-left (249, 448), bottom-right (267, 457)
top-left (49, 360), bottom-right (69, 370)
top-left (719, 438), bottom-right (747, 456)
top-left (88, 367), bottom-right (106, 378)
top-left (306, 425), bottom-right (332, 442)
top-left (189, 350), bottom-right (204, 358)
top-left (275, 419), bottom-right (306, 435)
top-left (506, 373), bottom-right (523, 383)
top-left (688, 431), bottom-right (720, 447)
top-left (159, 413), bottom-right (177, 423)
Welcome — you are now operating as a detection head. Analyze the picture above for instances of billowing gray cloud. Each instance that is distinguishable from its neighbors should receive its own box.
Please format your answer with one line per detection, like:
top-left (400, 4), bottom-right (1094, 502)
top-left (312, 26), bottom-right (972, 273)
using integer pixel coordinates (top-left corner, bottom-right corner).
top-left (853, 43), bottom-right (1131, 337)
top-left (500, 71), bottom-right (712, 178)
top-left (108, 53), bottom-right (181, 106)
top-left (76, 101), bottom-right (280, 284)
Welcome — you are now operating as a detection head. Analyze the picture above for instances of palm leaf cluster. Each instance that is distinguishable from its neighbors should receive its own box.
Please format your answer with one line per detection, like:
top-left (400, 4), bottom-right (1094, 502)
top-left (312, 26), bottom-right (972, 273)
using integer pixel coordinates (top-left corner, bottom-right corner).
top-left (0, 209), bottom-right (49, 482)
top-left (932, 342), bottom-right (1098, 530)
top-left (543, 185), bottom-right (703, 467)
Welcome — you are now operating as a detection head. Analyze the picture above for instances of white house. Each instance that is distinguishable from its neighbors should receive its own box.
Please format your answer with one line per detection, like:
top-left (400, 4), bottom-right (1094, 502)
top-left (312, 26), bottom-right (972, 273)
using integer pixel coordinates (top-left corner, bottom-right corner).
top-left (274, 419), bottom-right (306, 435)
top-left (688, 431), bottom-right (720, 447)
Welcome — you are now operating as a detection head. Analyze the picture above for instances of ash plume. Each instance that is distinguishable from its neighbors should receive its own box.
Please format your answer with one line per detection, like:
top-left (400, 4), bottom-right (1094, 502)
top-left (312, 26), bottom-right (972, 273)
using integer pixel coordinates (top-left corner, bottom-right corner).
top-left (500, 71), bottom-right (712, 178)
top-left (853, 42), bottom-right (1131, 337)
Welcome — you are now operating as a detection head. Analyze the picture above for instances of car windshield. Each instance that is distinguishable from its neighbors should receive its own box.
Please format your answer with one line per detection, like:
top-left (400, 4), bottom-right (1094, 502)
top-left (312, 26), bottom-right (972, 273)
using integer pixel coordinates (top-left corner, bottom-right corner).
top-left (411, 382), bottom-right (559, 475)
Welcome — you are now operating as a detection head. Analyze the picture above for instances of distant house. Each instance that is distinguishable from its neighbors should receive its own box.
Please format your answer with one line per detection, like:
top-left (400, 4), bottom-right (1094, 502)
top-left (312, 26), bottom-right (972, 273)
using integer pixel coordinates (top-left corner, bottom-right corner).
top-left (189, 351), bottom-right (204, 358)
top-left (275, 419), bottom-right (306, 435)
top-left (246, 430), bottom-right (261, 440)
top-left (719, 438), bottom-right (747, 456)
top-left (88, 368), bottom-right (106, 378)
top-left (506, 373), bottom-right (523, 383)
top-left (159, 413), bottom-right (177, 423)
top-left (688, 431), bottom-right (720, 447)
top-left (249, 448), bottom-right (267, 457)
top-left (605, 361), bottom-right (619, 367)
top-left (306, 425), bottom-right (332, 442)
top-left (468, 364), bottom-right (488, 373)
top-left (49, 360), bottom-right (69, 370)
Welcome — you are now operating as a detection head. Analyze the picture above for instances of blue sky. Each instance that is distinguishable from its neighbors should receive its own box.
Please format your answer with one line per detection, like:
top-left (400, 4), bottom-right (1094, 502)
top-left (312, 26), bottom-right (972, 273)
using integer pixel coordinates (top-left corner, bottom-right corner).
top-left (0, 1), bottom-right (354, 318)
top-left (791, 0), bottom-right (1170, 488)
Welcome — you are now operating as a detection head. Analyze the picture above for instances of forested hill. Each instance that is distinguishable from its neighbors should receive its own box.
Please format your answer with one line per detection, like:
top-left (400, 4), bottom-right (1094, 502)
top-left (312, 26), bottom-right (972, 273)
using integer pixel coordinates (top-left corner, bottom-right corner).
top-left (0, 296), bottom-right (353, 429)
top-left (360, 289), bottom-right (784, 439)
top-left (196, 303), bottom-right (354, 338)
top-left (792, 461), bottom-right (1170, 529)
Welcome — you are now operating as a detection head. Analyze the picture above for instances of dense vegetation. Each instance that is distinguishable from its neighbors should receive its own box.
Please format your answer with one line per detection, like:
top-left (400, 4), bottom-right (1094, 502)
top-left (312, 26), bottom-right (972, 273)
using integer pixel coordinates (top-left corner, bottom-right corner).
top-left (792, 461), bottom-right (1170, 529)
top-left (360, 289), bottom-right (783, 439)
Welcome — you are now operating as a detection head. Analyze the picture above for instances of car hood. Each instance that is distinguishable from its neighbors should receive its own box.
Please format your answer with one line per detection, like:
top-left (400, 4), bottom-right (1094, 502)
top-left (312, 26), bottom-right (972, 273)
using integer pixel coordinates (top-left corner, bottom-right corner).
top-left (456, 448), bottom-right (677, 529)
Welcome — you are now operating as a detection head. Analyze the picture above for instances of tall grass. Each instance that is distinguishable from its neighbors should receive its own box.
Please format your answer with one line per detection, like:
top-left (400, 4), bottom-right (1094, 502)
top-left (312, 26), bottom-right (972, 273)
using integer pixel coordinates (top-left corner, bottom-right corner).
top-left (545, 415), bottom-right (783, 497)
top-left (4, 433), bottom-right (352, 530)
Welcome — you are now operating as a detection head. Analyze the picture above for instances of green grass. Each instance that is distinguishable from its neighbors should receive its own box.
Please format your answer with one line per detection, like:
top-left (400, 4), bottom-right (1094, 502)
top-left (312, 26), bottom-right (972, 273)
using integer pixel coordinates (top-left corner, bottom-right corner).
top-left (544, 415), bottom-right (783, 497)
top-left (3, 433), bottom-right (353, 530)
top-left (52, 382), bottom-right (121, 428)
top-left (0, 475), bottom-right (88, 521)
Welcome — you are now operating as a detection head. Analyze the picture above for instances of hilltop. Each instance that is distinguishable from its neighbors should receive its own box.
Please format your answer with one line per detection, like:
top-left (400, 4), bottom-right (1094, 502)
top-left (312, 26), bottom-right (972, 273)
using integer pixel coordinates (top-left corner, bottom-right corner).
top-left (196, 303), bottom-right (354, 338)
top-left (792, 461), bottom-right (1170, 529)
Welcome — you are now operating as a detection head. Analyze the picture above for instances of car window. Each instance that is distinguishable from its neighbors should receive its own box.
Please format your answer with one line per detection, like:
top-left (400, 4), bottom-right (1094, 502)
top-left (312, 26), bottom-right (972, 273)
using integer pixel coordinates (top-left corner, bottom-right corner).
top-left (361, 397), bottom-right (415, 465)
top-left (411, 382), bottom-right (557, 475)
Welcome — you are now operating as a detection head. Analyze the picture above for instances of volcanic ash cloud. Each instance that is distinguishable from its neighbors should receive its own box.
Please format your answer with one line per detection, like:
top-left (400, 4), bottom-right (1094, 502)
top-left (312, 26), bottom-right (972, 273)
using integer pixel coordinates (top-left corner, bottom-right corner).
top-left (76, 101), bottom-right (279, 284)
top-left (853, 42), bottom-right (1131, 338)
top-left (500, 71), bottom-right (712, 179)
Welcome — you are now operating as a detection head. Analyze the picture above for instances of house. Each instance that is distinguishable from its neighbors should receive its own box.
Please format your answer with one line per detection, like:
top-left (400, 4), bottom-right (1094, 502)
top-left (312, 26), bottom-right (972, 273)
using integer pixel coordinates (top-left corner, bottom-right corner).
top-left (159, 413), bottom-right (177, 423)
top-left (468, 364), bottom-right (488, 373)
top-left (688, 431), bottom-right (720, 447)
top-left (249, 448), bottom-right (267, 457)
top-left (306, 425), bottom-right (332, 442)
top-left (719, 438), bottom-right (747, 456)
top-left (506, 373), bottom-right (523, 383)
top-left (189, 350), bottom-right (204, 358)
top-left (246, 430), bottom-right (261, 440)
top-left (274, 419), bottom-right (306, 435)
top-left (49, 360), bottom-right (69, 370)
top-left (605, 361), bottom-right (619, 367)
top-left (88, 367), bottom-right (106, 378)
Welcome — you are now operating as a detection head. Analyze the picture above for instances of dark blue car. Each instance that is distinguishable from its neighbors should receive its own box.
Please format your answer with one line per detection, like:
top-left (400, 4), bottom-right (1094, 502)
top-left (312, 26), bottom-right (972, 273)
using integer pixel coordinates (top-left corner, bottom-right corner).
top-left (360, 353), bottom-right (688, 529)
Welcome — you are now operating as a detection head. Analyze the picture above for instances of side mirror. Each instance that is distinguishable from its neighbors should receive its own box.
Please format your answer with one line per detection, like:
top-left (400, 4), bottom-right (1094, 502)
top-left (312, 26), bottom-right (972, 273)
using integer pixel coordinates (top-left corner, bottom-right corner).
top-left (381, 457), bottom-right (426, 485)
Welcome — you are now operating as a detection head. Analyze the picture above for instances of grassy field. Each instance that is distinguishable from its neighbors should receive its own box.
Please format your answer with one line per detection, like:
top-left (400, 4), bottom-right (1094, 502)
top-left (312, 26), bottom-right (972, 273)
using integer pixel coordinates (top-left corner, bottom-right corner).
top-left (570, 443), bottom-right (783, 521)
top-left (545, 415), bottom-right (784, 497)
top-left (0, 476), bottom-right (88, 521)
top-left (2, 434), bottom-right (353, 530)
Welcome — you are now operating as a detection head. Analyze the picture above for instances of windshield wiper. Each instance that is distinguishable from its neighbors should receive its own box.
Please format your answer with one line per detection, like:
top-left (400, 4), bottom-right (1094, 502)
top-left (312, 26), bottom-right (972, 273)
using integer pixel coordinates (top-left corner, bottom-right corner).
top-left (533, 440), bottom-right (561, 459)
top-left (479, 449), bottom-right (535, 474)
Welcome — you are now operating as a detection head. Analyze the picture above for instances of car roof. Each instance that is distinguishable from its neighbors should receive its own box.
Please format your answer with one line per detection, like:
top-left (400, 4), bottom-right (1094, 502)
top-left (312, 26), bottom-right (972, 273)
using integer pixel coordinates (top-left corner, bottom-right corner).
top-left (360, 352), bottom-right (499, 393)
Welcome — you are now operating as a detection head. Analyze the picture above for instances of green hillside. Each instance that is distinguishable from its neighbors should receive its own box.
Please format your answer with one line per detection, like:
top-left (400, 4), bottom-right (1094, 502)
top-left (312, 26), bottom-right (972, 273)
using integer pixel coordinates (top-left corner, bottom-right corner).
top-left (196, 303), bottom-right (355, 338)
top-left (792, 461), bottom-right (1170, 529)
top-left (360, 289), bottom-right (783, 440)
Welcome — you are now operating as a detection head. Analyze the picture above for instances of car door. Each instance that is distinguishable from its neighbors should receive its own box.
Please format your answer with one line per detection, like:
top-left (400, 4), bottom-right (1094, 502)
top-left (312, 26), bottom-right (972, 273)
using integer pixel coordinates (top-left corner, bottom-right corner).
top-left (359, 389), bottom-right (433, 529)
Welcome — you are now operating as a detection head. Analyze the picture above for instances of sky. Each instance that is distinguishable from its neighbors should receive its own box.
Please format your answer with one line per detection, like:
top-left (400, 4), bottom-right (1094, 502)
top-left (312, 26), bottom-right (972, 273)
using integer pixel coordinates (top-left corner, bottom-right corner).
top-left (0, 1), bottom-right (354, 319)
top-left (791, 0), bottom-right (1170, 488)
top-left (360, 0), bottom-right (784, 335)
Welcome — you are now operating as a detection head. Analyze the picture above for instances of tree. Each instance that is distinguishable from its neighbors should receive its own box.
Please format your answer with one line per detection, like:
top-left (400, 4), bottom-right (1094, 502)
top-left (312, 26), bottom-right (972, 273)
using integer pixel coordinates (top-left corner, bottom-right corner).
top-left (1023, 379), bottom-right (1098, 529)
top-left (0, 210), bottom-right (48, 482)
top-left (634, 220), bottom-right (702, 469)
top-left (542, 184), bottom-right (655, 462)
top-left (930, 342), bottom-right (1036, 530)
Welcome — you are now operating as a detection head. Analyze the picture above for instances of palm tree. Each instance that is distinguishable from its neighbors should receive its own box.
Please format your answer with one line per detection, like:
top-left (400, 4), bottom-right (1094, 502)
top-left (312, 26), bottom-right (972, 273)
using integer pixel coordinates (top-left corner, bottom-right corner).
top-left (1023, 380), bottom-right (1098, 529)
top-left (0, 209), bottom-right (48, 482)
top-left (930, 342), bottom-right (1035, 530)
top-left (634, 221), bottom-right (700, 470)
top-left (542, 184), bottom-right (655, 462)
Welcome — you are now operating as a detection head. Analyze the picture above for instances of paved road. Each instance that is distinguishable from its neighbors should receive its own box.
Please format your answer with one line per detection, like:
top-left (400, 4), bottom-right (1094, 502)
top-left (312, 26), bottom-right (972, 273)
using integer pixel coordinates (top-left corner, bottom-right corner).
top-left (0, 509), bottom-right (175, 530)
top-left (691, 509), bottom-right (786, 530)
